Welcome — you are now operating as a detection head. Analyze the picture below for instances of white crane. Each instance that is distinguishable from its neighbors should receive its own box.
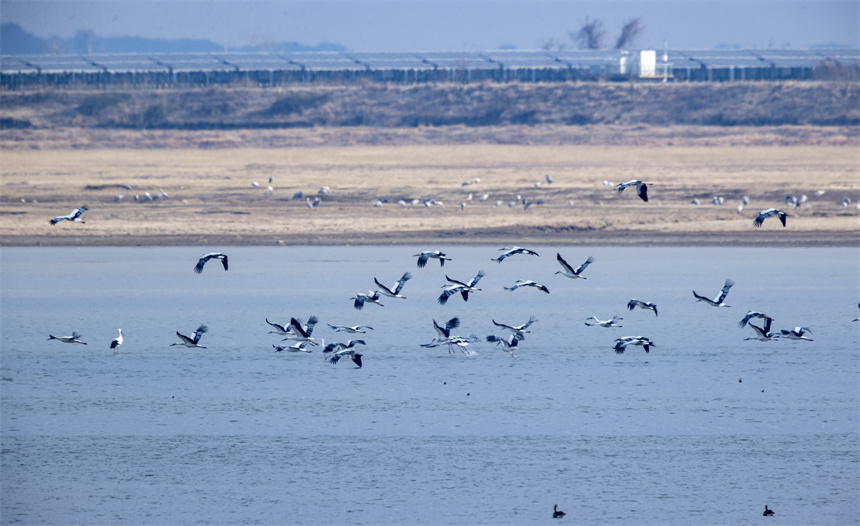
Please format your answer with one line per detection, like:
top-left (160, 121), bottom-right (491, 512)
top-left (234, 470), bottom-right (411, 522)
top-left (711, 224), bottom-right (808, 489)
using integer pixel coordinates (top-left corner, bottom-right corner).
top-left (327, 324), bottom-right (374, 334)
top-left (779, 327), bottom-right (813, 341)
top-left (49, 205), bottom-right (88, 225)
top-left (504, 279), bottom-right (550, 294)
top-left (555, 253), bottom-right (594, 279)
top-left (282, 316), bottom-right (319, 345)
top-left (110, 328), bottom-right (123, 354)
top-left (584, 315), bottom-right (623, 328)
top-left (693, 278), bottom-right (735, 307)
top-left (374, 271), bottom-right (412, 299)
top-left (438, 270), bottom-right (485, 304)
top-left (48, 332), bottom-right (87, 344)
top-left (194, 253), bottom-right (228, 274)
top-left (614, 336), bottom-right (655, 354)
top-left (617, 180), bottom-right (649, 202)
top-left (492, 246), bottom-right (540, 263)
top-left (627, 299), bottom-right (658, 317)
top-left (491, 316), bottom-right (538, 340)
top-left (486, 333), bottom-right (521, 357)
top-left (752, 208), bottom-right (787, 228)
top-left (171, 324), bottom-right (209, 348)
top-left (744, 316), bottom-right (778, 341)
top-left (413, 251), bottom-right (452, 268)
top-left (350, 291), bottom-right (384, 310)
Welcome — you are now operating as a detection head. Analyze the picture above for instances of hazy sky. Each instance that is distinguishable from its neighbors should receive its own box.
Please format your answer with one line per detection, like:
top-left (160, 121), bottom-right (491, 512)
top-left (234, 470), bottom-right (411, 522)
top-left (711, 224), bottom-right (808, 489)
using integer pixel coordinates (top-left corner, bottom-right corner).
top-left (2, 1), bottom-right (857, 51)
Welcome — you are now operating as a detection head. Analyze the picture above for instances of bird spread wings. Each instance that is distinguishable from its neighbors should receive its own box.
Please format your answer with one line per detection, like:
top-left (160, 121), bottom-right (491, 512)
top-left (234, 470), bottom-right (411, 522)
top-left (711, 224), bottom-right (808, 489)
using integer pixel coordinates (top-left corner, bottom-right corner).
top-left (194, 253), bottom-right (228, 273)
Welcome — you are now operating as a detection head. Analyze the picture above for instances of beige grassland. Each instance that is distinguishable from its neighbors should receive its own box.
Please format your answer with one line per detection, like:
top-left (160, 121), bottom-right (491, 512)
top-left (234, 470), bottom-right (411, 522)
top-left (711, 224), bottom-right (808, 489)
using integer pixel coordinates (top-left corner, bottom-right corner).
top-left (1, 136), bottom-right (858, 246)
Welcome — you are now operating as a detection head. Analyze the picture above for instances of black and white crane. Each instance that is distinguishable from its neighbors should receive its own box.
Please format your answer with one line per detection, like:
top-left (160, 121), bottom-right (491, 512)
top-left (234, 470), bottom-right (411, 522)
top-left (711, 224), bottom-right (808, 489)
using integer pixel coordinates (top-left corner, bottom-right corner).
top-left (413, 251), bottom-right (452, 268)
top-left (171, 324), bottom-right (209, 348)
top-left (486, 333), bottom-right (521, 357)
top-left (693, 278), bottom-right (735, 307)
top-left (738, 309), bottom-right (771, 328)
top-left (617, 180), bottom-right (649, 202)
top-left (492, 246), bottom-right (540, 263)
top-left (779, 326), bottom-right (813, 341)
top-left (48, 332), bottom-right (87, 344)
top-left (584, 315), bottom-right (623, 328)
top-left (628, 299), bottom-right (658, 317)
top-left (282, 316), bottom-right (319, 345)
top-left (194, 253), bottom-right (228, 274)
top-left (752, 208), bottom-right (787, 228)
top-left (110, 328), bottom-right (123, 354)
top-left (614, 336), bottom-right (655, 354)
top-left (50, 206), bottom-right (88, 225)
top-left (328, 348), bottom-right (364, 367)
top-left (744, 316), bottom-right (778, 341)
top-left (350, 291), bottom-right (385, 310)
top-left (555, 253), bottom-right (594, 279)
top-left (374, 272), bottom-right (412, 299)
top-left (327, 324), bottom-right (374, 334)
top-left (273, 342), bottom-right (313, 353)
top-left (265, 318), bottom-right (294, 335)
top-left (438, 271), bottom-right (485, 304)
top-left (504, 280), bottom-right (550, 293)
top-left (491, 316), bottom-right (537, 340)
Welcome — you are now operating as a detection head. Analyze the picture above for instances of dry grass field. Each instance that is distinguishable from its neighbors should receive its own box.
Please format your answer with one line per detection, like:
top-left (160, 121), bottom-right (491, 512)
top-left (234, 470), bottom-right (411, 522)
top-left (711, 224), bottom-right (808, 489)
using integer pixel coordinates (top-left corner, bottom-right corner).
top-left (1, 131), bottom-right (857, 246)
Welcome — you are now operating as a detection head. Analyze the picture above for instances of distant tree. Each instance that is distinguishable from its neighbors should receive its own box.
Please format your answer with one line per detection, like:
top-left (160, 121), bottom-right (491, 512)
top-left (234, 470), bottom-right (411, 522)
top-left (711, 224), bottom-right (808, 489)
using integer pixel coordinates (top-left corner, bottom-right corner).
top-left (538, 37), bottom-right (567, 52)
top-left (615, 17), bottom-right (644, 49)
top-left (571, 17), bottom-right (605, 49)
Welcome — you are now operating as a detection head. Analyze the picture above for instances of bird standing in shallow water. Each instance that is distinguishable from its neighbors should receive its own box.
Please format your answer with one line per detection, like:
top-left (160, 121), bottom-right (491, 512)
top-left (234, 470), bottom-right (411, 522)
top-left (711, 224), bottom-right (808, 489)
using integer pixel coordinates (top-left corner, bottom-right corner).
top-left (110, 329), bottom-right (123, 354)
top-left (194, 253), bottom-right (228, 274)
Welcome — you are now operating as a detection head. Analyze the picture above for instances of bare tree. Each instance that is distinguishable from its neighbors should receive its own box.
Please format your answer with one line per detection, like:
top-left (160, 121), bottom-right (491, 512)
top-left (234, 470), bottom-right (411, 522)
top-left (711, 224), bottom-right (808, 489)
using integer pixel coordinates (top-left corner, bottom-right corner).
top-left (538, 37), bottom-right (567, 52)
top-left (571, 17), bottom-right (605, 49)
top-left (614, 17), bottom-right (644, 49)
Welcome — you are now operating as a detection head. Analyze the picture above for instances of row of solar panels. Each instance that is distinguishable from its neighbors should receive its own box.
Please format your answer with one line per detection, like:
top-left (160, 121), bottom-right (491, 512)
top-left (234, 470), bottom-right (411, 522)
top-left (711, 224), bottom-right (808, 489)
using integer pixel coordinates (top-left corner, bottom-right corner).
top-left (2, 49), bottom-right (857, 74)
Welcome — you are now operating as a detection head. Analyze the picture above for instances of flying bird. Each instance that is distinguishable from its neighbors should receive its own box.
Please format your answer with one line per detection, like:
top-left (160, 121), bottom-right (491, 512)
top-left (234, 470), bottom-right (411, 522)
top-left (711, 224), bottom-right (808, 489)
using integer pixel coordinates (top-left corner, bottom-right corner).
top-left (171, 324), bottom-right (209, 348)
top-left (351, 291), bottom-right (384, 310)
top-left (491, 316), bottom-right (538, 340)
top-left (414, 250), bottom-right (452, 268)
top-left (374, 271), bottom-right (412, 299)
top-left (486, 333), bottom-right (521, 357)
top-left (492, 246), bottom-right (540, 263)
top-left (504, 280), bottom-right (550, 293)
top-left (48, 332), bottom-right (87, 344)
top-left (744, 316), bottom-right (778, 341)
top-left (779, 326), bottom-right (813, 341)
top-left (555, 253), bottom-right (594, 279)
top-left (328, 348), bottom-right (363, 367)
top-left (432, 317), bottom-right (461, 341)
top-left (110, 328), bottom-right (123, 354)
top-left (282, 316), bottom-right (319, 345)
top-left (752, 208), bottom-right (787, 228)
top-left (49, 206), bottom-right (88, 225)
top-left (273, 342), bottom-right (312, 353)
top-left (194, 253), bottom-right (228, 274)
top-left (738, 309), bottom-right (771, 328)
top-left (693, 278), bottom-right (735, 307)
top-left (327, 324), bottom-right (374, 334)
top-left (627, 299), bottom-right (658, 317)
top-left (584, 315), bottom-right (623, 328)
top-left (617, 180), bottom-right (648, 202)
top-left (614, 336), bottom-right (655, 354)
top-left (438, 271), bottom-right (485, 304)
top-left (265, 318), bottom-right (294, 335)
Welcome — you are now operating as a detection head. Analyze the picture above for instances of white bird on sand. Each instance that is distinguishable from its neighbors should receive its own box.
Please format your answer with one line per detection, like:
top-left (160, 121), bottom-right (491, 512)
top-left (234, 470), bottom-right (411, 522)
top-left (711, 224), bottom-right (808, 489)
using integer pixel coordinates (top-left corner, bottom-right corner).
top-left (49, 205), bottom-right (88, 225)
top-left (194, 253), bottom-right (228, 274)
top-left (738, 309), bottom-right (771, 328)
top-left (627, 299), bottom-right (658, 317)
top-left (504, 279), bottom-right (550, 294)
top-left (584, 315), bottom-right (623, 328)
top-left (438, 271), bottom-right (485, 304)
top-left (492, 246), bottom-right (540, 263)
top-left (617, 180), bottom-right (649, 202)
top-left (274, 342), bottom-right (313, 353)
top-left (327, 324), bottom-right (374, 334)
top-left (614, 336), bottom-right (655, 354)
top-left (490, 317), bottom-right (537, 342)
top-left (110, 328), bottom-right (123, 354)
top-left (282, 316), bottom-right (320, 345)
top-left (265, 318), bottom-right (294, 335)
top-left (351, 291), bottom-right (384, 310)
top-left (414, 250), bottom-right (452, 268)
top-left (374, 271), bottom-right (412, 299)
top-left (486, 333), bottom-right (521, 357)
top-left (693, 278), bottom-right (735, 307)
top-left (171, 324), bottom-right (209, 348)
top-left (779, 326), bottom-right (813, 341)
top-left (744, 316), bottom-right (778, 341)
top-left (555, 253), bottom-right (594, 279)
top-left (752, 208), bottom-right (787, 228)
top-left (48, 332), bottom-right (87, 344)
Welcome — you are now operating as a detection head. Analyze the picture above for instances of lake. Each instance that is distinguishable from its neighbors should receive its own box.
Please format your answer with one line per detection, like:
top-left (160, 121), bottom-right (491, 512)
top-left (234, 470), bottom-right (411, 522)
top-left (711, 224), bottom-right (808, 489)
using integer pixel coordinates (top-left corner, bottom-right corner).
top-left (1, 245), bottom-right (858, 525)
